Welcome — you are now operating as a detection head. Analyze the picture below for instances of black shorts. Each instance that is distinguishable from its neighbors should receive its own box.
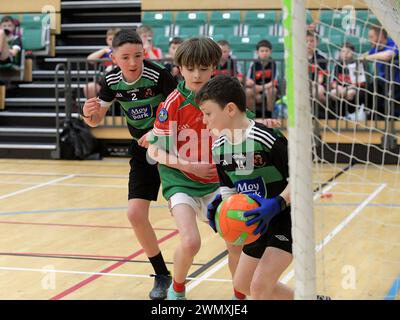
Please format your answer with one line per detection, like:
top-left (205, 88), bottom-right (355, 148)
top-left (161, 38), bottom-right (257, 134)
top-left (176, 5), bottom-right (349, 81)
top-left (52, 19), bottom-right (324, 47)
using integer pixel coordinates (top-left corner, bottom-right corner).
top-left (243, 208), bottom-right (292, 259)
top-left (0, 57), bottom-right (13, 65)
top-left (128, 140), bottom-right (160, 201)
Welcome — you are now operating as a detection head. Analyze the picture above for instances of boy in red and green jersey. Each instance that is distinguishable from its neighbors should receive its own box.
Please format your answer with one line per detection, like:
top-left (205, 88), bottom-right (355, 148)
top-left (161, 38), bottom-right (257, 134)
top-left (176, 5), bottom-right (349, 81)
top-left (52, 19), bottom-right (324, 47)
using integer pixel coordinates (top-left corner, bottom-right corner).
top-left (148, 37), bottom-right (280, 300)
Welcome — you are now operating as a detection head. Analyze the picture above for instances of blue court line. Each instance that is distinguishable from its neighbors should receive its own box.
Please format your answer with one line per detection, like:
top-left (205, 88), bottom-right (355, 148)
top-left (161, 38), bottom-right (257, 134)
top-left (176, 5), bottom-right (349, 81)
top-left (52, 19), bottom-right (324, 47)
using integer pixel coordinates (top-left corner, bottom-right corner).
top-left (385, 274), bottom-right (400, 300)
top-left (0, 203), bottom-right (397, 216)
top-left (0, 204), bottom-right (168, 216)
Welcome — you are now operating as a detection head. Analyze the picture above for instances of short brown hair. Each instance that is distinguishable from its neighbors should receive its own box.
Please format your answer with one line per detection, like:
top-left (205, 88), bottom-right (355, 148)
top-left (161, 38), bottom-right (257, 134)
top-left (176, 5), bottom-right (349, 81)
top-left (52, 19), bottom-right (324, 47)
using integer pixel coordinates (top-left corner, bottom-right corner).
top-left (174, 37), bottom-right (222, 68)
top-left (112, 29), bottom-right (142, 49)
top-left (342, 42), bottom-right (355, 52)
top-left (369, 26), bottom-right (387, 39)
top-left (106, 28), bottom-right (121, 37)
top-left (217, 39), bottom-right (230, 48)
top-left (196, 75), bottom-right (247, 112)
top-left (1, 15), bottom-right (15, 24)
top-left (136, 25), bottom-right (153, 36)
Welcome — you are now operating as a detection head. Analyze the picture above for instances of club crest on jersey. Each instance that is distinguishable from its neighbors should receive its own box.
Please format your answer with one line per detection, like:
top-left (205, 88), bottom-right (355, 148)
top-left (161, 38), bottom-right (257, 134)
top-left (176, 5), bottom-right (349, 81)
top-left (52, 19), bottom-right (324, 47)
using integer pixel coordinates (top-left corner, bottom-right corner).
top-left (254, 152), bottom-right (266, 168)
top-left (234, 176), bottom-right (266, 198)
top-left (158, 108), bottom-right (168, 123)
top-left (144, 88), bottom-right (154, 98)
top-left (127, 105), bottom-right (152, 121)
top-left (232, 153), bottom-right (247, 170)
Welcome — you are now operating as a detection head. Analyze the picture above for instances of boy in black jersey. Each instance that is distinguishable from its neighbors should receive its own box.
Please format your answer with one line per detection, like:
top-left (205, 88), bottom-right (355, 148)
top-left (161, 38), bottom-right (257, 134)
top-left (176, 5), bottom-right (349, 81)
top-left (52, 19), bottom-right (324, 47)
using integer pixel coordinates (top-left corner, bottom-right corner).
top-left (307, 30), bottom-right (328, 105)
top-left (197, 75), bottom-right (293, 300)
top-left (82, 29), bottom-right (177, 300)
top-left (214, 40), bottom-right (243, 81)
top-left (197, 75), bottom-right (332, 300)
top-left (245, 40), bottom-right (279, 118)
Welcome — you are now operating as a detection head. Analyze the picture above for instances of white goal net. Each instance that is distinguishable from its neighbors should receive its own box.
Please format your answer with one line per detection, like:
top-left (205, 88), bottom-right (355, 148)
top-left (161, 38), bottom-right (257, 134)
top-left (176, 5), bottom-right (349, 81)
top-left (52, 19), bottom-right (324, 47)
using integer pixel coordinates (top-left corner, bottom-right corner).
top-left (283, 0), bottom-right (400, 300)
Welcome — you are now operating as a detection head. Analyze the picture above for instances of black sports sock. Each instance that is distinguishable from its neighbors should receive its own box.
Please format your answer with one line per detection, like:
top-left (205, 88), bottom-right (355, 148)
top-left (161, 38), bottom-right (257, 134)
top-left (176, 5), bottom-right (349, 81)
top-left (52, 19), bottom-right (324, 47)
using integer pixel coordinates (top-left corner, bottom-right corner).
top-left (148, 252), bottom-right (169, 275)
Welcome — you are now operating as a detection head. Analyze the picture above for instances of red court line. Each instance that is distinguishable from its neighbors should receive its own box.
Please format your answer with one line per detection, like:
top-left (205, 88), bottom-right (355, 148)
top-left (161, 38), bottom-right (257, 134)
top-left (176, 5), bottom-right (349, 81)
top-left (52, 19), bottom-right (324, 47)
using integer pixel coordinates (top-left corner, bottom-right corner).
top-left (49, 229), bottom-right (179, 300)
top-left (0, 220), bottom-right (176, 231)
top-left (0, 252), bottom-right (127, 260)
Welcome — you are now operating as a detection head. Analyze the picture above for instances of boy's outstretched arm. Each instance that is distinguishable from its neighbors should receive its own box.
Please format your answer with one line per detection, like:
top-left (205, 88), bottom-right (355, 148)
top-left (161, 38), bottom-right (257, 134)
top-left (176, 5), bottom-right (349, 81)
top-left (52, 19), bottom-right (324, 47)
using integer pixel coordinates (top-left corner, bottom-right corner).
top-left (147, 143), bottom-right (217, 180)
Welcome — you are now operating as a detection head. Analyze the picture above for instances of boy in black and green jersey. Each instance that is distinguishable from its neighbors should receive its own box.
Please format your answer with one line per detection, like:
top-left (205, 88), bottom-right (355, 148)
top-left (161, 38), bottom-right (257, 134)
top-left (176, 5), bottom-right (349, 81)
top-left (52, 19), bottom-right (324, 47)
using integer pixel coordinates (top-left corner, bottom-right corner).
top-left (196, 75), bottom-right (294, 300)
top-left (0, 16), bottom-right (22, 67)
top-left (82, 29), bottom-right (177, 300)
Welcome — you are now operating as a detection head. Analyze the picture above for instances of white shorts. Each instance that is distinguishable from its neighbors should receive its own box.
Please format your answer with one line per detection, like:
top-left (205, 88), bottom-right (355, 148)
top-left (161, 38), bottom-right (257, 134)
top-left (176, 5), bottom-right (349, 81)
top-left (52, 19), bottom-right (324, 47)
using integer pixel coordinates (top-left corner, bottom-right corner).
top-left (168, 189), bottom-right (220, 222)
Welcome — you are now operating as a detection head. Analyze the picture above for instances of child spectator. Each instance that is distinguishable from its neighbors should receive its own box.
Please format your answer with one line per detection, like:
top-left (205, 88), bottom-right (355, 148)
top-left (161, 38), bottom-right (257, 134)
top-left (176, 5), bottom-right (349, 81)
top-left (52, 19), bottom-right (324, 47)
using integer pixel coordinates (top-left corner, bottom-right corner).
top-left (214, 40), bottom-right (243, 81)
top-left (0, 16), bottom-right (22, 68)
top-left (136, 25), bottom-right (163, 60)
top-left (245, 39), bottom-right (279, 117)
top-left (164, 37), bottom-right (183, 81)
top-left (307, 30), bottom-right (328, 107)
top-left (363, 26), bottom-right (400, 117)
top-left (84, 28), bottom-right (120, 99)
top-left (330, 42), bottom-right (367, 119)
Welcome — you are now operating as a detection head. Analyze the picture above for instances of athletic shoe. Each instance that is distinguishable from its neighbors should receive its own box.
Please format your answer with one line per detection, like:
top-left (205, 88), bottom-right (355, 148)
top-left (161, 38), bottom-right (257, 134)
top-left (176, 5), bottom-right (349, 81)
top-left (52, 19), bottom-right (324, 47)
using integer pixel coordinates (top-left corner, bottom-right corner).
top-left (317, 295), bottom-right (332, 300)
top-left (149, 273), bottom-right (172, 300)
top-left (167, 283), bottom-right (187, 300)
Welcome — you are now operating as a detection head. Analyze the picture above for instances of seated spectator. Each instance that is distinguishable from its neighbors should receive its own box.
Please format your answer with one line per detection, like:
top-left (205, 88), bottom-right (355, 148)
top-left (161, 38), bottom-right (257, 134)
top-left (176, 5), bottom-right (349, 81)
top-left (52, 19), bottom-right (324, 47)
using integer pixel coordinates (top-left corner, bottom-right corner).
top-left (330, 42), bottom-right (367, 120)
top-left (214, 40), bottom-right (243, 82)
top-left (136, 25), bottom-right (163, 60)
top-left (362, 26), bottom-right (400, 117)
top-left (245, 39), bottom-right (279, 117)
top-left (0, 16), bottom-right (22, 68)
top-left (307, 30), bottom-right (328, 106)
top-left (84, 28), bottom-right (120, 98)
top-left (164, 37), bottom-right (183, 81)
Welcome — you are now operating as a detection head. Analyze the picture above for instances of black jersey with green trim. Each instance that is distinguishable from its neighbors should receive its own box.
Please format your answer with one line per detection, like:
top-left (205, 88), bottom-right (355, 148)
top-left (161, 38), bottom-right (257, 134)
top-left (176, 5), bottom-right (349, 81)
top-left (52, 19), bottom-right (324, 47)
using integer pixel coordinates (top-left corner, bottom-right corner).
top-left (98, 59), bottom-right (177, 139)
top-left (212, 121), bottom-right (288, 199)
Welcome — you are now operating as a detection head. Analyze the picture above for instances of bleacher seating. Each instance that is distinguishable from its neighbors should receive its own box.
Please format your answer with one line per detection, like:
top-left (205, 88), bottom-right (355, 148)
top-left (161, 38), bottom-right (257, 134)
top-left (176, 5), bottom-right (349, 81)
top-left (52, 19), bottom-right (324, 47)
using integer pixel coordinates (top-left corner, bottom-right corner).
top-left (142, 11), bottom-right (173, 37)
top-left (174, 11), bottom-right (207, 38)
top-left (208, 11), bottom-right (241, 39)
top-left (228, 35), bottom-right (259, 62)
top-left (243, 11), bottom-right (278, 37)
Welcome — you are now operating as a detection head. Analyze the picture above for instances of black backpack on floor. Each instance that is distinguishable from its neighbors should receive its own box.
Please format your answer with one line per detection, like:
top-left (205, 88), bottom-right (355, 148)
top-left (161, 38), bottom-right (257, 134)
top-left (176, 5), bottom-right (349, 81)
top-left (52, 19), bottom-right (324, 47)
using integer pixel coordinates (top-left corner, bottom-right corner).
top-left (60, 118), bottom-right (101, 160)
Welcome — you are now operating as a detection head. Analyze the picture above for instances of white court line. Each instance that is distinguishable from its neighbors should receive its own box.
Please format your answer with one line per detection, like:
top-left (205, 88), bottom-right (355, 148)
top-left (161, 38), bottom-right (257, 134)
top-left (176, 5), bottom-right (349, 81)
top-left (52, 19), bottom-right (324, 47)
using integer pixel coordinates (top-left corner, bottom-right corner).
top-left (0, 181), bottom-right (126, 189)
top-left (313, 182), bottom-right (337, 200)
top-left (0, 171), bottom-right (127, 178)
top-left (0, 175), bottom-right (76, 201)
top-left (281, 183), bottom-right (387, 284)
top-left (186, 180), bottom-right (340, 292)
top-left (186, 259), bottom-right (230, 292)
top-left (0, 266), bottom-right (231, 283)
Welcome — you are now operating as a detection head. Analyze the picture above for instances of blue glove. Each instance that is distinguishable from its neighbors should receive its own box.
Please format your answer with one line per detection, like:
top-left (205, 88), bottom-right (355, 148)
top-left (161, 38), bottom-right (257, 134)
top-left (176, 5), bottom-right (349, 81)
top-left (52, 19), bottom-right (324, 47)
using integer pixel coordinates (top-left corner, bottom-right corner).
top-left (207, 194), bottom-right (222, 233)
top-left (244, 194), bottom-right (286, 236)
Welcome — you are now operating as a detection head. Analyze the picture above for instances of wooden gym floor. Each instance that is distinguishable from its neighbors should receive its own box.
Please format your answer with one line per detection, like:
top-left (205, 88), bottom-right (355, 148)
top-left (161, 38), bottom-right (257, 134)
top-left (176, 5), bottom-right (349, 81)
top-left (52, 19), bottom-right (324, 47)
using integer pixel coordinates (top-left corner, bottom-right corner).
top-left (0, 158), bottom-right (398, 300)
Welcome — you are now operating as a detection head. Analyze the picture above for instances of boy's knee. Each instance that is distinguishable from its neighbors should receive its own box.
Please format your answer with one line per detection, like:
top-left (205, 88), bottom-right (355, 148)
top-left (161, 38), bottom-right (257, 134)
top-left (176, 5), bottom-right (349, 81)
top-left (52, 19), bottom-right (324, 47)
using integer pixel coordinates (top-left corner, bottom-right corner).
top-left (181, 237), bottom-right (201, 256)
top-left (127, 207), bottom-right (147, 226)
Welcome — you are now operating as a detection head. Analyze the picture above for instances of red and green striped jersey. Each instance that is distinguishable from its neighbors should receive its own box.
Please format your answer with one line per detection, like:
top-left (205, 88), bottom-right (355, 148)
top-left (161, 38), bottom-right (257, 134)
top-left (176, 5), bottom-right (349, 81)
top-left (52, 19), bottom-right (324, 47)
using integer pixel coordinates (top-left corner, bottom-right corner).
top-left (151, 81), bottom-right (220, 200)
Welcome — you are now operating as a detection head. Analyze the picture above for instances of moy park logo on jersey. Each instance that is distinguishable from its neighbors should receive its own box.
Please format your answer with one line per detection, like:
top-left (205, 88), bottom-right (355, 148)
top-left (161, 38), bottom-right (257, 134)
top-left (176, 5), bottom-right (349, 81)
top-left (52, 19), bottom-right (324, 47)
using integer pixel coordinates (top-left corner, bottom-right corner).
top-left (234, 176), bottom-right (266, 197)
top-left (127, 105), bottom-right (152, 121)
